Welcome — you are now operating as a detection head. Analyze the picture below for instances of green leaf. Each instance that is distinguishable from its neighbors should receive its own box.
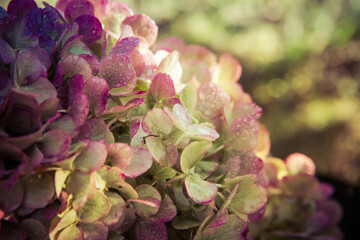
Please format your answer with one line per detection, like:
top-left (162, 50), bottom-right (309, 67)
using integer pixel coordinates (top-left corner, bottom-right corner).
top-left (55, 170), bottom-right (71, 197)
top-left (57, 223), bottom-right (83, 240)
top-left (195, 161), bottom-right (219, 179)
top-left (154, 167), bottom-right (177, 180)
top-left (194, 214), bottom-right (247, 240)
top-left (180, 80), bottom-right (197, 113)
top-left (49, 210), bottom-right (78, 240)
top-left (180, 141), bottom-right (212, 174)
top-left (130, 184), bottom-right (161, 217)
top-left (74, 141), bottom-right (107, 172)
top-left (77, 191), bottom-right (111, 223)
top-left (222, 174), bottom-right (257, 189)
top-left (142, 108), bottom-right (173, 135)
top-left (146, 136), bottom-right (165, 163)
top-left (65, 172), bottom-right (97, 210)
top-left (229, 183), bottom-right (267, 215)
top-left (101, 192), bottom-right (126, 226)
top-left (184, 174), bottom-right (217, 204)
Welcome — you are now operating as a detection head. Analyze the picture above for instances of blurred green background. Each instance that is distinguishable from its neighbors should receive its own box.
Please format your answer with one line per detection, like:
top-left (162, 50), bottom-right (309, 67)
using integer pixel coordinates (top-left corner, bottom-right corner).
top-left (2, 0), bottom-right (360, 186)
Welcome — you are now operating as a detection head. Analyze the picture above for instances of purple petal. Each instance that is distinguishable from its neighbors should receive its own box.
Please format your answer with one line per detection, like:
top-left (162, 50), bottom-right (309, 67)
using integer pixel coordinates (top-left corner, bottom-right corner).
top-left (60, 54), bottom-right (93, 81)
top-left (0, 37), bottom-right (15, 64)
top-left (0, 221), bottom-right (27, 240)
top-left (20, 77), bottom-right (57, 104)
top-left (136, 220), bottom-right (167, 240)
top-left (48, 115), bottom-right (79, 138)
top-left (65, 0), bottom-right (94, 22)
top-left (123, 14), bottom-right (158, 47)
top-left (22, 173), bottom-right (55, 209)
top-left (68, 92), bottom-right (89, 127)
top-left (151, 194), bottom-right (177, 223)
top-left (83, 76), bottom-right (109, 115)
top-left (79, 54), bottom-right (100, 73)
top-left (109, 37), bottom-right (139, 56)
top-left (248, 204), bottom-right (266, 222)
top-left (232, 102), bottom-right (263, 120)
top-left (99, 53), bottom-right (136, 89)
top-left (7, 0), bottom-right (37, 18)
top-left (78, 221), bottom-right (108, 240)
top-left (75, 14), bottom-right (102, 44)
top-left (238, 152), bottom-right (264, 175)
top-left (14, 50), bottom-right (45, 86)
top-left (130, 118), bottom-right (140, 138)
top-left (77, 117), bottom-right (108, 142)
top-left (68, 74), bottom-right (84, 97)
top-left (39, 129), bottom-right (71, 160)
top-left (25, 146), bottom-right (43, 173)
top-left (149, 73), bottom-right (176, 101)
top-left (0, 180), bottom-right (24, 212)
top-left (21, 218), bottom-right (47, 240)
top-left (100, 98), bottom-right (144, 119)
top-left (28, 47), bottom-right (51, 70)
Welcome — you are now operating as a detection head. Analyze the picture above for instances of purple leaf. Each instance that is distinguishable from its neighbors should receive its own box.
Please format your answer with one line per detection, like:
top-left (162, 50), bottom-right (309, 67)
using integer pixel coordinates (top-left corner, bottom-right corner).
top-left (19, 77), bottom-right (57, 104)
top-left (123, 147), bottom-right (153, 178)
top-left (65, 0), bottom-right (94, 22)
top-left (48, 115), bottom-right (79, 138)
top-left (22, 173), bottom-right (55, 209)
top-left (21, 219), bottom-right (47, 240)
top-left (83, 76), bottom-right (109, 115)
top-left (123, 14), bottom-right (158, 47)
top-left (107, 143), bottom-right (133, 170)
top-left (99, 53), bottom-right (136, 89)
top-left (7, 0), bottom-right (37, 18)
top-left (149, 73), bottom-right (176, 101)
top-left (109, 37), bottom-right (139, 56)
top-left (75, 14), bottom-right (102, 44)
top-left (74, 141), bottom-right (107, 172)
top-left (39, 129), bottom-right (71, 160)
top-left (79, 54), bottom-right (100, 73)
top-left (136, 220), bottom-right (167, 240)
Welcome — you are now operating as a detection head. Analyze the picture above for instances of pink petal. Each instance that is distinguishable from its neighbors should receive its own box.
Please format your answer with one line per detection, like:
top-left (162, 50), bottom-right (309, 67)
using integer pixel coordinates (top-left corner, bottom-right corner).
top-left (65, 0), bottom-right (94, 22)
top-left (123, 14), bottom-right (158, 47)
top-left (99, 53), bottom-right (136, 88)
top-left (149, 73), bottom-right (176, 101)
top-left (83, 76), bottom-right (109, 115)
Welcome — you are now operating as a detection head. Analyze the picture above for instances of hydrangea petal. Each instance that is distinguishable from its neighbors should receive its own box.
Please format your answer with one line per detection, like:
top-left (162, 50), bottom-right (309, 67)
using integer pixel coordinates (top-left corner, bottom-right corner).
top-left (123, 147), bottom-right (153, 178)
top-left (77, 191), bottom-right (111, 223)
top-left (21, 77), bottom-right (57, 104)
top-left (0, 180), bottom-right (23, 212)
top-left (142, 108), bottom-right (173, 135)
top-left (180, 141), bottom-right (212, 174)
top-left (57, 223), bottom-right (84, 240)
top-left (130, 49), bottom-right (145, 76)
top-left (99, 53), bottom-right (136, 88)
top-left (68, 92), bottom-right (89, 127)
top-left (109, 36), bottom-right (139, 56)
top-left (22, 173), bottom-right (55, 209)
top-left (101, 192), bottom-right (126, 226)
top-left (131, 184), bottom-right (161, 218)
top-left (227, 116), bottom-right (258, 152)
top-left (218, 53), bottom-right (242, 84)
top-left (285, 153), bottom-right (316, 176)
top-left (151, 194), bottom-right (177, 223)
top-left (74, 141), bottom-right (107, 172)
top-left (149, 73), bottom-right (176, 101)
top-left (83, 76), bottom-right (109, 115)
top-left (39, 129), bottom-right (71, 160)
top-left (196, 82), bottom-right (230, 118)
top-left (185, 174), bottom-right (217, 204)
top-left (7, 0), bottom-right (37, 18)
top-left (75, 14), bottom-right (102, 44)
top-left (60, 54), bottom-right (92, 81)
top-left (186, 124), bottom-right (219, 141)
top-left (123, 14), bottom-right (158, 47)
top-left (107, 143), bottom-right (133, 170)
top-left (14, 50), bottom-right (45, 86)
top-left (65, 0), bottom-right (94, 22)
top-left (136, 220), bottom-right (167, 240)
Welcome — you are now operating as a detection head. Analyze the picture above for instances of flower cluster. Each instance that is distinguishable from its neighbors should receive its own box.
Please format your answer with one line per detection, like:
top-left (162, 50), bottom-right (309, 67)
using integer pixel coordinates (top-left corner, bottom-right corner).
top-left (0, 0), bottom-right (267, 239)
top-left (0, 0), bottom-right (341, 240)
top-left (250, 126), bottom-right (343, 240)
